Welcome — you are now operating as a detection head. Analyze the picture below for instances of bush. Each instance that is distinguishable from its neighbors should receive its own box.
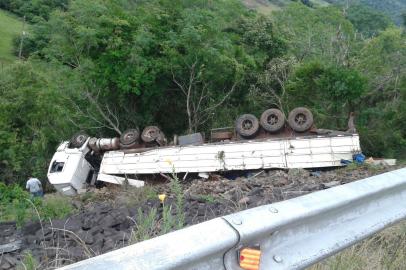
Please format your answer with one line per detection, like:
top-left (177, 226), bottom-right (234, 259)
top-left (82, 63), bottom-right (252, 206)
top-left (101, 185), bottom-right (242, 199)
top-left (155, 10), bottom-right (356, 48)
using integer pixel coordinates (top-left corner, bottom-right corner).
top-left (0, 183), bottom-right (75, 226)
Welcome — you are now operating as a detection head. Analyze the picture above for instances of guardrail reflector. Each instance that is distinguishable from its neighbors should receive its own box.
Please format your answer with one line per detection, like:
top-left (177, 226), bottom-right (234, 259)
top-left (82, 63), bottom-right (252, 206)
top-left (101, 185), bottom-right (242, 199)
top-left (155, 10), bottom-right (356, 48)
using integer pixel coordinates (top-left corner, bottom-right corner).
top-left (239, 248), bottom-right (261, 270)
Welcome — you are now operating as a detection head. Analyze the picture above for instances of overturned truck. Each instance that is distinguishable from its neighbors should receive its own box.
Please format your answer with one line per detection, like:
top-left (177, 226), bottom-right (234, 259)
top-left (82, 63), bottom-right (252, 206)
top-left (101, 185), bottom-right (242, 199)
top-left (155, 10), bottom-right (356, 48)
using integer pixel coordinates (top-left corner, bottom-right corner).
top-left (47, 107), bottom-right (361, 195)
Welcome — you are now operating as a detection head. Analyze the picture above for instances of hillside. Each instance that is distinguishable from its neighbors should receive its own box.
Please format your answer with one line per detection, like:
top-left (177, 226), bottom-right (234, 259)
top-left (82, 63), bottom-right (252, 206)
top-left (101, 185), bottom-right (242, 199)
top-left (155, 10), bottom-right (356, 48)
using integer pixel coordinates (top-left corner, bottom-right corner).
top-left (0, 9), bottom-right (22, 64)
top-left (243, 0), bottom-right (405, 24)
top-left (243, 0), bottom-right (329, 13)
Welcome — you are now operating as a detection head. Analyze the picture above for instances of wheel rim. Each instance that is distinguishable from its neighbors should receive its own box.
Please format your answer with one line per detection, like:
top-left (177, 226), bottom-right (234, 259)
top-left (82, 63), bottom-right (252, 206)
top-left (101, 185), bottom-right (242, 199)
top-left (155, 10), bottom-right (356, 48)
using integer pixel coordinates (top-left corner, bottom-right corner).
top-left (145, 129), bottom-right (158, 139)
top-left (295, 113), bottom-right (307, 126)
top-left (242, 120), bottom-right (253, 130)
top-left (124, 133), bottom-right (135, 141)
top-left (267, 114), bottom-right (278, 126)
top-left (76, 135), bottom-right (86, 144)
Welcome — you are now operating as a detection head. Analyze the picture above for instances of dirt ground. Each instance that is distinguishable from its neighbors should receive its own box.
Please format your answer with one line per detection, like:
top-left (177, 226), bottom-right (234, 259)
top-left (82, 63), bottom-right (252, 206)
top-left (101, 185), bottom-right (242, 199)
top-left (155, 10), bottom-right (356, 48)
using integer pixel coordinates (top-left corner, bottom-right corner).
top-left (0, 164), bottom-right (403, 269)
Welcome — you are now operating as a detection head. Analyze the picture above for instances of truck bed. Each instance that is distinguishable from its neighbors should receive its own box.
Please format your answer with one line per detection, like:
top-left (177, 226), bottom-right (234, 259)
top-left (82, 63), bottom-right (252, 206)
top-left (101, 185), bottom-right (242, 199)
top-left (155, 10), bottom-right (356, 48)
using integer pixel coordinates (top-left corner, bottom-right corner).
top-left (99, 134), bottom-right (361, 175)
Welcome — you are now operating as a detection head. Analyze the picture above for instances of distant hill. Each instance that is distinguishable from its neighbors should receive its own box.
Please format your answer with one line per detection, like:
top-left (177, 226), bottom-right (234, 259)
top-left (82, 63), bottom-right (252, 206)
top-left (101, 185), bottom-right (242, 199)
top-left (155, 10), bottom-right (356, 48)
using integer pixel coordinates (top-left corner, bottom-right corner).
top-left (325, 0), bottom-right (405, 25)
top-left (242, 0), bottom-right (406, 24)
top-left (243, 0), bottom-right (329, 13)
top-left (0, 10), bottom-right (23, 64)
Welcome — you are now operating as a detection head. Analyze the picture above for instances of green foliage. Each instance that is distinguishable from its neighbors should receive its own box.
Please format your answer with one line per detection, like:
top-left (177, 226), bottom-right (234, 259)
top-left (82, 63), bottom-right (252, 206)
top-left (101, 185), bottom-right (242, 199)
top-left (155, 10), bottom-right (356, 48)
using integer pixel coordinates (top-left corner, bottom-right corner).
top-left (130, 207), bottom-right (159, 243)
top-left (198, 194), bottom-right (218, 204)
top-left (0, 9), bottom-right (23, 64)
top-left (169, 171), bottom-right (185, 229)
top-left (0, 175), bottom-right (74, 226)
top-left (356, 28), bottom-right (406, 158)
top-left (17, 251), bottom-right (39, 270)
top-left (0, 0), bottom-right (68, 22)
top-left (287, 61), bottom-right (366, 128)
top-left (273, 3), bottom-right (355, 64)
top-left (346, 4), bottom-right (392, 37)
top-left (325, 0), bottom-right (405, 25)
top-left (0, 61), bottom-right (85, 184)
top-left (39, 194), bottom-right (75, 220)
top-left (21, 0), bottom-right (285, 135)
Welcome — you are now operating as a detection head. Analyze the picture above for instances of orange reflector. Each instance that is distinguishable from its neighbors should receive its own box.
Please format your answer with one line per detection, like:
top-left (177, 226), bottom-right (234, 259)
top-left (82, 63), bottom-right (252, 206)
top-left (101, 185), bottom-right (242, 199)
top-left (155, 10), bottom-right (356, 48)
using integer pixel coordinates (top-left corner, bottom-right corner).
top-left (239, 248), bottom-right (261, 270)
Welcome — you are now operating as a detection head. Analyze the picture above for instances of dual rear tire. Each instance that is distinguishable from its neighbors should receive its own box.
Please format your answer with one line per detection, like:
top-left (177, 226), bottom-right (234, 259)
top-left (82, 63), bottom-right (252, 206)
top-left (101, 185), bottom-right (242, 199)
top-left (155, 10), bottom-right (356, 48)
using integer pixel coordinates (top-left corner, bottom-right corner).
top-left (235, 107), bottom-right (313, 138)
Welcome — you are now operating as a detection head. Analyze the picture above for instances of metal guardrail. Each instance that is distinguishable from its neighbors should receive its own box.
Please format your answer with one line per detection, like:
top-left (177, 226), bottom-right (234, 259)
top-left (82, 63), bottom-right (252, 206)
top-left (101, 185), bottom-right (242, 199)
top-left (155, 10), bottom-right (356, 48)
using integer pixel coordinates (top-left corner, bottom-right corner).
top-left (60, 168), bottom-right (406, 270)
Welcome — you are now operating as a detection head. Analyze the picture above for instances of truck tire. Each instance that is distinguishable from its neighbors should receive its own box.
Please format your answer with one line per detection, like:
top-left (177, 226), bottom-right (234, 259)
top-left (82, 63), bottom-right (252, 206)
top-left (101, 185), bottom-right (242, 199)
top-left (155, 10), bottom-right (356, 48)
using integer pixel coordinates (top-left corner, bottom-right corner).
top-left (260, 109), bottom-right (285, 133)
top-left (120, 129), bottom-right (140, 149)
top-left (235, 114), bottom-right (259, 138)
top-left (70, 132), bottom-right (89, 148)
top-left (288, 107), bottom-right (313, 132)
top-left (141, 126), bottom-right (161, 143)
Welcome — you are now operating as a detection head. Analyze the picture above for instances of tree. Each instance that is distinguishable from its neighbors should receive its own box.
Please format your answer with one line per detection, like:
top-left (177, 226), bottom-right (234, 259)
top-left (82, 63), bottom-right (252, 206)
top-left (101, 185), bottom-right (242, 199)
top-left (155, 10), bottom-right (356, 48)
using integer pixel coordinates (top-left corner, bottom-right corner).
top-left (249, 56), bottom-right (297, 113)
top-left (356, 28), bottom-right (406, 157)
top-left (286, 61), bottom-right (366, 128)
top-left (0, 62), bottom-right (77, 184)
top-left (0, 0), bottom-right (68, 22)
top-left (273, 3), bottom-right (356, 65)
top-left (346, 4), bottom-right (392, 38)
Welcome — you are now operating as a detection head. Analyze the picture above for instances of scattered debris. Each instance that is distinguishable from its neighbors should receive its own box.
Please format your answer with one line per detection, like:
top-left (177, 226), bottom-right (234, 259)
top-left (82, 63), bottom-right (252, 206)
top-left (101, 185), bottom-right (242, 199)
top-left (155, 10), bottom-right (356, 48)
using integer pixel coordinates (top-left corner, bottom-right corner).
top-left (1, 165), bottom-right (400, 269)
top-left (322, 181), bottom-right (341, 189)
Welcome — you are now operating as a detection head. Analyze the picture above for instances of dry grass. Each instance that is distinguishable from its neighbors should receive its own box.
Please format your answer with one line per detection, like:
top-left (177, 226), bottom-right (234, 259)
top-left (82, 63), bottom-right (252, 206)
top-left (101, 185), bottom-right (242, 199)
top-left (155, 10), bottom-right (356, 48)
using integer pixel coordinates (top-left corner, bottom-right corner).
top-left (309, 221), bottom-right (406, 270)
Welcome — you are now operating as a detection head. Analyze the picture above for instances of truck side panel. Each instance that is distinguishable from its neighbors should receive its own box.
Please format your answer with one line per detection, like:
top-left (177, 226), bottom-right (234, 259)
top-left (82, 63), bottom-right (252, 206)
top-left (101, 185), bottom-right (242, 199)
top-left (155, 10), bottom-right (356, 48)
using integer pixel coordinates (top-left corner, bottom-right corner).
top-left (99, 135), bottom-right (360, 175)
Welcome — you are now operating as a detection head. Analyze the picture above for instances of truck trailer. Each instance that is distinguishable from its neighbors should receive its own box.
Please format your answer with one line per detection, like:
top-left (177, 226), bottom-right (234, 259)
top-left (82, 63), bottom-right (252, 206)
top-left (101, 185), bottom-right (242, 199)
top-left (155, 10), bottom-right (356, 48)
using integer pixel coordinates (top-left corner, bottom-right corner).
top-left (47, 107), bottom-right (361, 195)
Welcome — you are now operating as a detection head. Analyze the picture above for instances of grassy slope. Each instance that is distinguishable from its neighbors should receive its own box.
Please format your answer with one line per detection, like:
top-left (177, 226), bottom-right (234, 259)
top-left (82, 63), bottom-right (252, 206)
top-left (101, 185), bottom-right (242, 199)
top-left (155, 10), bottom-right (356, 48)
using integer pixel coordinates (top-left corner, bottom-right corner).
top-left (0, 9), bottom-right (23, 64)
top-left (325, 0), bottom-right (406, 25)
top-left (242, 0), bottom-right (331, 14)
top-left (243, 0), bottom-right (405, 24)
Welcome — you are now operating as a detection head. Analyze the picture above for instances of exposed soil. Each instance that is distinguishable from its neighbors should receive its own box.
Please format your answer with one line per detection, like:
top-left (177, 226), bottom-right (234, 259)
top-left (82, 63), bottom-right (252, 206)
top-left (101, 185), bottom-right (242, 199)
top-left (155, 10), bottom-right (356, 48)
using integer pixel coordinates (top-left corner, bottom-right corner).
top-left (0, 164), bottom-right (402, 269)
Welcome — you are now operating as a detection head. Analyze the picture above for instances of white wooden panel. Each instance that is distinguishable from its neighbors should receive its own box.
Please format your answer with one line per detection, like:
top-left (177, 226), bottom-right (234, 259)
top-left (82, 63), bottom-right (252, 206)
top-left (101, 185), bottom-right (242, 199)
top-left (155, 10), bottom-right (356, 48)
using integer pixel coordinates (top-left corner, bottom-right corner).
top-left (100, 134), bottom-right (361, 174)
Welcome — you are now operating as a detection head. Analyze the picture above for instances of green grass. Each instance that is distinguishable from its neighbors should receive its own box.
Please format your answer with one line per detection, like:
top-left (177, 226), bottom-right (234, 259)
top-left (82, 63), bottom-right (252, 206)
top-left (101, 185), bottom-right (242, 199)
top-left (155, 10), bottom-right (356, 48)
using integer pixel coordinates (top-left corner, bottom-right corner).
top-left (309, 221), bottom-right (406, 270)
top-left (242, 0), bottom-right (331, 13)
top-left (0, 9), bottom-right (23, 64)
top-left (0, 183), bottom-right (75, 226)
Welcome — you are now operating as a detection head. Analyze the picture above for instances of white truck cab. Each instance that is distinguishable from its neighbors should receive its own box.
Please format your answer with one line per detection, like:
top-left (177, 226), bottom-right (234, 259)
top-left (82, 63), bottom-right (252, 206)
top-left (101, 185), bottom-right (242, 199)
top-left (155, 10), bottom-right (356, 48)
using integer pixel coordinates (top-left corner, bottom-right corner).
top-left (47, 140), bottom-right (94, 195)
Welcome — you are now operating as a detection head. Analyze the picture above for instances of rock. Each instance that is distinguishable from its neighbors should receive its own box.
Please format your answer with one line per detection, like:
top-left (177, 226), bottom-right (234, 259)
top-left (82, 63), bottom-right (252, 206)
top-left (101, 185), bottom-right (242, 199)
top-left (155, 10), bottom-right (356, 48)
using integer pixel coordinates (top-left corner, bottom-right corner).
top-left (302, 184), bottom-right (321, 191)
top-left (24, 235), bottom-right (38, 245)
top-left (22, 221), bottom-right (41, 235)
top-left (197, 204), bottom-right (206, 217)
top-left (112, 231), bottom-right (130, 242)
top-left (102, 238), bottom-right (116, 252)
top-left (3, 254), bottom-right (18, 266)
top-left (67, 247), bottom-right (87, 259)
top-left (238, 197), bottom-right (250, 204)
top-left (76, 230), bottom-right (94, 245)
top-left (322, 181), bottom-right (341, 189)
top-left (90, 238), bottom-right (104, 253)
top-left (103, 228), bottom-right (118, 237)
top-left (0, 261), bottom-right (11, 269)
top-left (273, 178), bottom-right (289, 187)
top-left (247, 187), bottom-right (262, 196)
top-left (50, 218), bottom-right (82, 232)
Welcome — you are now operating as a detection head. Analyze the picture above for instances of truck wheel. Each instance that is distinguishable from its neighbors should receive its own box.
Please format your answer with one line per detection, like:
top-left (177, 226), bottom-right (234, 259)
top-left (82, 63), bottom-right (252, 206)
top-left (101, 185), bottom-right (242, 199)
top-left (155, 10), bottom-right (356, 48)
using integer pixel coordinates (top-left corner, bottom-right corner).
top-left (235, 114), bottom-right (259, 138)
top-left (260, 109), bottom-right (285, 133)
top-left (288, 107), bottom-right (313, 132)
top-left (70, 132), bottom-right (89, 148)
top-left (141, 126), bottom-right (161, 143)
top-left (120, 129), bottom-right (140, 149)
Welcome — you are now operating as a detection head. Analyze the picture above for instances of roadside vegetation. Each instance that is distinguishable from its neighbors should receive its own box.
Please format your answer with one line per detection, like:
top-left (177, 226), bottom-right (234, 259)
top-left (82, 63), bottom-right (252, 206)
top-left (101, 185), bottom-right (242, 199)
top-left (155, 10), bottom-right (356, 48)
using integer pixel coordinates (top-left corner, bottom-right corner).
top-left (0, 183), bottom-right (75, 226)
top-left (0, 9), bottom-right (22, 63)
top-left (310, 221), bottom-right (406, 270)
